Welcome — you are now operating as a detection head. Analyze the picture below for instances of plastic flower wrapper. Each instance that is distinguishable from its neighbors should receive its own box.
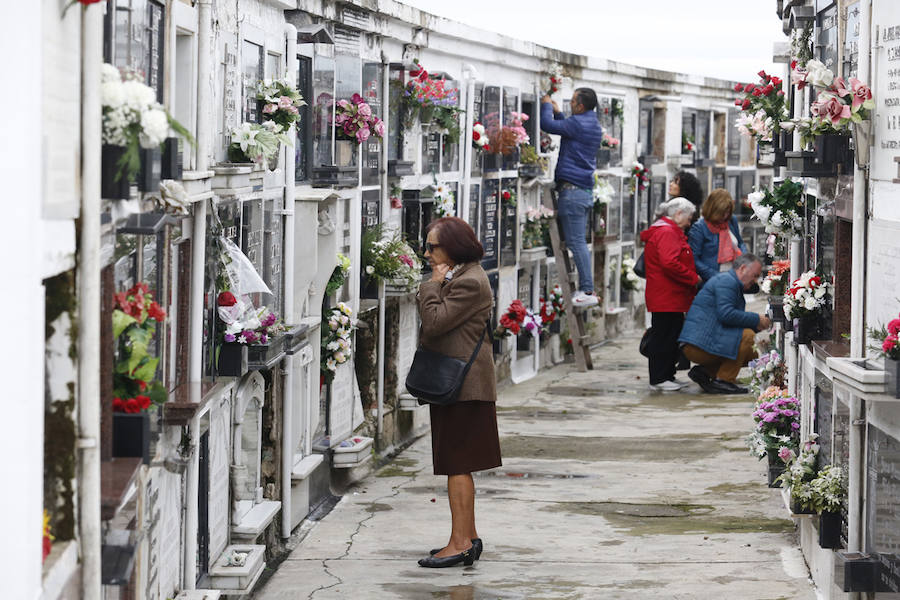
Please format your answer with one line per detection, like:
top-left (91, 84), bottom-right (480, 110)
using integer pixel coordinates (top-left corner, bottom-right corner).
top-left (593, 174), bottom-right (615, 206)
top-left (215, 237), bottom-right (281, 345)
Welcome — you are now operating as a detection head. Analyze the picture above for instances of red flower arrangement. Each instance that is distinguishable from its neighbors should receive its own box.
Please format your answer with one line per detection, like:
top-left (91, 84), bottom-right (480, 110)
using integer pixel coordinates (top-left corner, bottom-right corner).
top-left (495, 299), bottom-right (527, 337)
top-left (112, 283), bottom-right (168, 413)
top-left (732, 69), bottom-right (788, 137)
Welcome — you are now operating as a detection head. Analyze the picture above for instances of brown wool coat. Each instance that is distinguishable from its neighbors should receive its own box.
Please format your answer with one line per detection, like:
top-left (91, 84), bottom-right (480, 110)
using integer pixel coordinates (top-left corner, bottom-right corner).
top-left (416, 262), bottom-right (497, 403)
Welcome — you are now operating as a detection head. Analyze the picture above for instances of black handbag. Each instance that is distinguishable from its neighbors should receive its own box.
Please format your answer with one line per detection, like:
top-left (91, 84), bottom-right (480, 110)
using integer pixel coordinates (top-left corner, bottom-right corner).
top-left (633, 251), bottom-right (646, 278)
top-left (405, 322), bottom-right (490, 406)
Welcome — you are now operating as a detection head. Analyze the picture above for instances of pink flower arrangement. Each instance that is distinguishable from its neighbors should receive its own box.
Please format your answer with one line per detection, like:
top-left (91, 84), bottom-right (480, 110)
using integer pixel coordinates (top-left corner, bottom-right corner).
top-left (333, 93), bottom-right (384, 145)
top-left (869, 313), bottom-right (900, 361)
top-left (601, 133), bottom-right (620, 149)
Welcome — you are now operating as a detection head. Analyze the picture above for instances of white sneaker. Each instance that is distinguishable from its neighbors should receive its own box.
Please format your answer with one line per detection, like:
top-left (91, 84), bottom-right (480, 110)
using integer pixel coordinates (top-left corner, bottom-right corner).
top-left (571, 291), bottom-right (599, 308)
top-left (671, 377), bottom-right (689, 386)
top-left (649, 380), bottom-right (686, 392)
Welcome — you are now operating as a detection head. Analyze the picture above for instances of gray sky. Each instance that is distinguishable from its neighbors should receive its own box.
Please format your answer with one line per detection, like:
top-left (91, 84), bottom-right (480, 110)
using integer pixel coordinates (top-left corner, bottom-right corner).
top-left (400, 0), bottom-right (785, 83)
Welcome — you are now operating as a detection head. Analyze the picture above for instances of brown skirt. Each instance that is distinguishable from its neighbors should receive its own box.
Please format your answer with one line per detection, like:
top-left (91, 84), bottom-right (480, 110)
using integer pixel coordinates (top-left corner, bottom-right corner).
top-left (430, 401), bottom-right (502, 476)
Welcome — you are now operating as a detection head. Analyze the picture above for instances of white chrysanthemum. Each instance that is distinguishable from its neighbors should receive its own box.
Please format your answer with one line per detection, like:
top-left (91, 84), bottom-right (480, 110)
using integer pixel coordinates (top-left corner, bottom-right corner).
top-left (101, 63), bottom-right (122, 84)
top-left (140, 108), bottom-right (169, 147)
top-left (121, 79), bottom-right (157, 111)
top-left (101, 81), bottom-right (125, 109)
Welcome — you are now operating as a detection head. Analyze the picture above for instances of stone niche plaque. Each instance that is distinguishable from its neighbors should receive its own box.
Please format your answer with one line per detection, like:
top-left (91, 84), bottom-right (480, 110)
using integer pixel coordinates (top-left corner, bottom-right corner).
top-left (481, 179), bottom-right (499, 271)
top-left (866, 220), bottom-right (900, 327)
top-left (866, 425), bottom-right (900, 593)
top-left (872, 1), bottom-right (900, 182)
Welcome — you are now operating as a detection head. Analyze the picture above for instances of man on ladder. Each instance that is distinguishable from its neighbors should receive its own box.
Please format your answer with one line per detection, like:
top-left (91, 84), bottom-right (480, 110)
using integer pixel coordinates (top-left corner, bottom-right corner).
top-left (540, 88), bottom-right (604, 308)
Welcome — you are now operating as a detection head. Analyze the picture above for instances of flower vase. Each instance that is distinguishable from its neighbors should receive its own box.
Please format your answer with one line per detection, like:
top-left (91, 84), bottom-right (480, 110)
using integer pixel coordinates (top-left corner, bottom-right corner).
top-left (768, 297), bottom-right (786, 325)
top-left (596, 148), bottom-right (611, 168)
top-left (360, 274), bottom-right (379, 300)
top-left (818, 511), bottom-right (843, 549)
top-left (267, 146), bottom-right (282, 172)
top-left (112, 411), bottom-right (150, 464)
top-left (766, 448), bottom-right (785, 488)
top-left (795, 314), bottom-right (823, 345)
top-left (851, 120), bottom-right (872, 168)
top-left (884, 357), bottom-right (900, 399)
top-left (217, 342), bottom-right (247, 377)
top-left (334, 138), bottom-right (358, 168)
top-left (101, 145), bottom-right (132, 200)
top-left (227, 144), bottom-right (252, 164)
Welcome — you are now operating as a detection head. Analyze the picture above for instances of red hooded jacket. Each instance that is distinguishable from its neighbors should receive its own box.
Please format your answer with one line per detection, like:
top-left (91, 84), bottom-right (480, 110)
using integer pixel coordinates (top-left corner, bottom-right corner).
top-left (639, 216), bottom-right (700, 313)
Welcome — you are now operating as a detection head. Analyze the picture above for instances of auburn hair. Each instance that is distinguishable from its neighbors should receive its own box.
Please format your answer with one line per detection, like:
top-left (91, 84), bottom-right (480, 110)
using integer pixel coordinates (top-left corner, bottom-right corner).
top-left (426, 216), bottom-right (484, 264)
top-left (701, 188), bottom-right (735, 223)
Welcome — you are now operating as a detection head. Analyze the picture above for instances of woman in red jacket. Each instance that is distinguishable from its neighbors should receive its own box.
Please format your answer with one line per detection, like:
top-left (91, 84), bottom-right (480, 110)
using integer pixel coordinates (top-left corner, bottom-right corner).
top-left (639, 197), bottom-right (701, 391)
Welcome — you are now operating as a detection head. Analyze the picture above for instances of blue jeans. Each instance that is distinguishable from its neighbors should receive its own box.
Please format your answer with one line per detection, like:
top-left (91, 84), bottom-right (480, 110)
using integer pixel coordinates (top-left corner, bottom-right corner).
top-left (556, 187), bottom-right (594, 293)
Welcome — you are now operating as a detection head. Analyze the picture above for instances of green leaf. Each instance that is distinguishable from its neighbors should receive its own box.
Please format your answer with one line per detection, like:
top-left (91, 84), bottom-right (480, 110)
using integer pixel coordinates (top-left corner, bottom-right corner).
top-left (126, 325), bottom-right (152, 347)
top-left (113, 310), bottom-right (137, 340)
top-left (147, 381), bottom-right (168, 405)
top-left (127, 341), bottom-right (148, 374)
top-left (132, 357), bottom-right (160, 382)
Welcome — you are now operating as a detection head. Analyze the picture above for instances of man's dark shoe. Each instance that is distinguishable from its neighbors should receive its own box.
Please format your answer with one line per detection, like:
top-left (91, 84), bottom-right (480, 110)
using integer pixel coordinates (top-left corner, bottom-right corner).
top-left (687, 365), bottom-right (712, 386)
top-left (713, 379), bottom-right (749, 395)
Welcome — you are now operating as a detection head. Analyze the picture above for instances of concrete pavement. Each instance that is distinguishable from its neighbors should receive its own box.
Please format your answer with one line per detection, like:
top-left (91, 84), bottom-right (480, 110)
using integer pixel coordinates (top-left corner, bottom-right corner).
top-left (254, 332), bottom-right (817, 599)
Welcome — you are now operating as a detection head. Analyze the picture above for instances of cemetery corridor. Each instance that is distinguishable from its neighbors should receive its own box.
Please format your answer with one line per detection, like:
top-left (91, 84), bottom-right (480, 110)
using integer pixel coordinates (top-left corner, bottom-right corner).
top-left (253, 332), bottom-right (817, 599)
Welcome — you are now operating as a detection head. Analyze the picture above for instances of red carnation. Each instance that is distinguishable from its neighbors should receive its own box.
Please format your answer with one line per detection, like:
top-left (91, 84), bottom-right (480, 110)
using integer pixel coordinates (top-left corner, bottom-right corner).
top-left (771, 76), bottom-right (782, 86)
top-left (502, 191), bottom-right (511, 200)
top-left (751, 88), bottom-right (763, 97)
top-left (790, 60), bottom-right (797, 70)
top-left (217, 291), bottom-right (238, 306)
top-left (743, 83), bottom-right (754, 93)
top-left (482, 144), bottom-right (490, 152)
top-left (758, 70), bottom-right (767, 79)
top-left (472, 131), bottom-right (480, 141)
top-left (741, 99), bottom-right (751, 110)
top-left (762, 84), bottom-right (775, 95)
top-left (112, 397), bottom-right (124, 412)
top-left (733, 83), bottom-right (743, 92)
top-left (125, 398), bottom-right (140, 413)
top-left (136, 395), bottom-right (151, 410)
top-left (147, 301), bottom-right (166, 322)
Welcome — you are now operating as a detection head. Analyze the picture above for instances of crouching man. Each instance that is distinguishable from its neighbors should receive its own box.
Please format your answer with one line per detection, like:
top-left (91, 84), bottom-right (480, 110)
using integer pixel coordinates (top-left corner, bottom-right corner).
top-left (678, 253), bottom-right (771, 394)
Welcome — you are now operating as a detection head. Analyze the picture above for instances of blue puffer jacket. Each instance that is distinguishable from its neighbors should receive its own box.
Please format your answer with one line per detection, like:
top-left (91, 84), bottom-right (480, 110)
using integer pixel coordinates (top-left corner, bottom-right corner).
top-left (678, 270), bottom-right (760, 360)
top-left (540, 102), bottom-right (603, 189)
top-left (688, 216), bottom-right (748, 282)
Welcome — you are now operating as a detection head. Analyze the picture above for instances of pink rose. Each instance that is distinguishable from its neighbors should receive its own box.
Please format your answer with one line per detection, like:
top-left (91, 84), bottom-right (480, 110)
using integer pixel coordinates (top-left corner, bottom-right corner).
top-left (356, 102), bottom-right (372, 118)
top-left (831, 77), bottom-right (852, 98)
top-left (373, 119), bottom-right (385, 138)
top-left (337, 99), bottom-right (351, 110)
top-left (343, 121), bottom-right (357, 136)
top-left (263, 103), bottom-right (277, 114)
top-left (814, 94), bottom-right (851, 125)
top-left (356, 126), bottom-right (370, 143)
top-left (278, 96), bottom-right (294, 108)
top-left (850, 78), bottom-right (873, 110)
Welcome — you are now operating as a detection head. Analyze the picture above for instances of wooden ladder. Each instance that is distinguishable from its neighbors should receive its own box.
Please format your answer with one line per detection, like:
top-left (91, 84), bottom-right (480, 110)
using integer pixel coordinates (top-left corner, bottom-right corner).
top-left (543, 187), bottom-right (594, 372)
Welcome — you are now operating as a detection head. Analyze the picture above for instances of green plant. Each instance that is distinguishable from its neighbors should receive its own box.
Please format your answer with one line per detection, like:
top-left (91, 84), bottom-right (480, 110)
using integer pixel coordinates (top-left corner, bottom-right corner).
top-left (807, 464), bottom-right (847, 514)
top-left (519, 144), bottom-right (547, 169)
top-left (776, 435), bottom-right (820, 509)
top-left (791, 23), bottom-right (814, 67)
top-left (361, 224), bottom-right (422, 291)
top-left (433, 105), bottom-right (464, 144)
top-left (324, 253), bottom-right (351, 297)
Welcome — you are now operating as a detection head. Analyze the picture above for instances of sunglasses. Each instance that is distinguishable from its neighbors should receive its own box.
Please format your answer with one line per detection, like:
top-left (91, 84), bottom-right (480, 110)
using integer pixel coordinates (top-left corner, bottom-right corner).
top-left (425, 242), bottom-right (441, 253)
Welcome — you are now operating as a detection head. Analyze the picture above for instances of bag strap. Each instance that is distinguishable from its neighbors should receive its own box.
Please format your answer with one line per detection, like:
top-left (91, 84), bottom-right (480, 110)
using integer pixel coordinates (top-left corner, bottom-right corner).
top-left (461, 321), bottom-right (491, 376)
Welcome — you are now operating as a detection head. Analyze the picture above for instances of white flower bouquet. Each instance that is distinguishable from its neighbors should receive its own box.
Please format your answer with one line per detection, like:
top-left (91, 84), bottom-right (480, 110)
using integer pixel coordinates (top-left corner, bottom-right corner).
top-left (783, 271), bottom-right (831, 320)
top-left (321, 302), bottom-right (355, 384)
top-left (101, 63), bottom-right (193, 182)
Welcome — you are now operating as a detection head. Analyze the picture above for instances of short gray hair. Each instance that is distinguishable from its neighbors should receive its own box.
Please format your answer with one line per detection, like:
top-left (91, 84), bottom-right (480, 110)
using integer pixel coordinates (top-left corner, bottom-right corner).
top-left (659, 197), bottom-right (696, 219)
top-left (734, 253), bottom-right (761, 269)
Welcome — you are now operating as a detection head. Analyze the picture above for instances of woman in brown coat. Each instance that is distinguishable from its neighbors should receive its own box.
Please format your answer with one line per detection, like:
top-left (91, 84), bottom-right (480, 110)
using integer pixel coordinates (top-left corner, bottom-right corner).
top-left (416, 216), bottom-right (502, 568)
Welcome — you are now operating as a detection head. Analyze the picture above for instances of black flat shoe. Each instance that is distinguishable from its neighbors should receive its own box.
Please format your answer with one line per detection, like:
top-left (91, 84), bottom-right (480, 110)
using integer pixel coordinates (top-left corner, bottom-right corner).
top-left (430, 538), bottom-right (483, 560)
top-left (418, 546), bottom-right (474, 568)
top-left (713, 379), bottom-right (749, 395)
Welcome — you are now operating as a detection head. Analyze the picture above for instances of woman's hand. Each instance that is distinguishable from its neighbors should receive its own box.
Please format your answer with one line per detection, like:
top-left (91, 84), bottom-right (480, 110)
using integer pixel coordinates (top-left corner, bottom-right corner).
top-left (430, 263), bottom-right (451, 282)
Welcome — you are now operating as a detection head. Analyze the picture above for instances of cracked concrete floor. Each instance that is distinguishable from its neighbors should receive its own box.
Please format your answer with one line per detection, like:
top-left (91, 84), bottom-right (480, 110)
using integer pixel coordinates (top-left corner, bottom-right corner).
top-left (253, 332), bottom-right (817, 600)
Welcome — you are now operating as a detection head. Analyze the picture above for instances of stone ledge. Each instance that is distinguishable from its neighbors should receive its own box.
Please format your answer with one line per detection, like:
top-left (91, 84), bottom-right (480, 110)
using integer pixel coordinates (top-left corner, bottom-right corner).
top-left (174, 590), bottom-right (222, 600)
top-left (291, 454), bottom-right (324, 481)
top-left (208, 544), bottom-right (266, 594)
top-left (231, 500), bottom-right (282, 540)
top-left (41, 540), bottom-right (79, 600)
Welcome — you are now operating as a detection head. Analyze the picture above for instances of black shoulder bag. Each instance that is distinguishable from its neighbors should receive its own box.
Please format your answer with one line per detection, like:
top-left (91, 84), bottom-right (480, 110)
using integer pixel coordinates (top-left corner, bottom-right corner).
top-left (405, 321), bottom-right (491, 406)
